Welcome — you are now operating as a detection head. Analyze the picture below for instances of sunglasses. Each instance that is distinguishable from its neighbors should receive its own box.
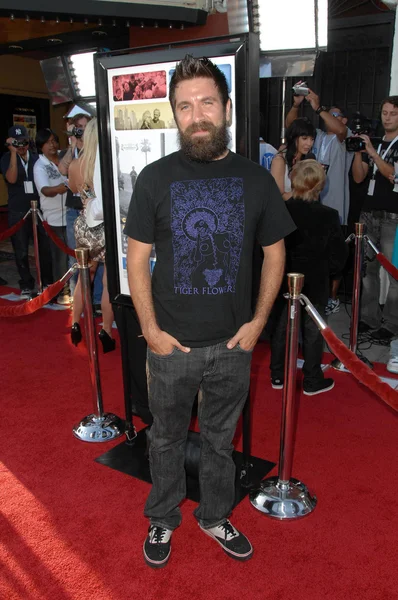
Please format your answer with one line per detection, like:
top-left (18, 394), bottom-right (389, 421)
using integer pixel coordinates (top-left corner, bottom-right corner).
top-left (331, 112), bottom-right (344, 118)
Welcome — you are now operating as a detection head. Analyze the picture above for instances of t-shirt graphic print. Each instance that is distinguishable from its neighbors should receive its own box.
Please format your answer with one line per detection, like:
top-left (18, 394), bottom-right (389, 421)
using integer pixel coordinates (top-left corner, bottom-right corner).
top-left (171, 177), bottom-right (244, 297)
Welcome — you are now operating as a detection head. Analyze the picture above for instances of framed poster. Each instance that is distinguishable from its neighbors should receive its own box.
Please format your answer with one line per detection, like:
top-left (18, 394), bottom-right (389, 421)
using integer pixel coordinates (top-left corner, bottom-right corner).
top-left (95, 33), bottom-right (259, 306)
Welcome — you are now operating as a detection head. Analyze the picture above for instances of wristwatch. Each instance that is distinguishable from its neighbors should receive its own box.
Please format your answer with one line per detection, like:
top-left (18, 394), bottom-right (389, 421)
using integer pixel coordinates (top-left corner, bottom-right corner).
top-left (315, 105), bottom-right (327, 115)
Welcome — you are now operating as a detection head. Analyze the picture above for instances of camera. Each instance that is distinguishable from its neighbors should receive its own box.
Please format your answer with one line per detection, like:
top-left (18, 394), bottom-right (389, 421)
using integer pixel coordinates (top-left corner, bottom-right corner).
top-left (292, 81), bottom-right (309, 96)
top-left (72, 126), bottom-right (84, 139)
top-left (6, 139), bottom-right (28, 148)
top-left (345, 112), bottom-right (381, 152)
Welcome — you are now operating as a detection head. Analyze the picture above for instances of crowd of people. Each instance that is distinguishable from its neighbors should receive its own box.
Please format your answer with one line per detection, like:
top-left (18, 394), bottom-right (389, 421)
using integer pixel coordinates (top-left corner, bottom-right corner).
top-left (0, 113), bottom-right (115, 352)
top-left (1, 55), bottom-right (397, 570)
top-left (112, 71), bottom-right (167, 102)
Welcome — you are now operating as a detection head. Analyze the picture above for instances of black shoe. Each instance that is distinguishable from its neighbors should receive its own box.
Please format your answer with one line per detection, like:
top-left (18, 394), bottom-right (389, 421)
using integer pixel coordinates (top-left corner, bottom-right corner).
top-left (143, 526), bottom-right (172, 569)
top-left (99, 329), bottom-right (116, 353)
top-left (199, 519), bottom-right (253, 561)
top-left (358, 321), bottom-right (371, 334)
top-left (0, 277), bottom-right (7, 286)
top-left (271, 377), bottom-right (284, 390)
top-left (71, 322), bottom-right (82, 347)
top-left (371, 327), bottom-right (394, 341)
top-left (303, 378), bottom-right (335, 396)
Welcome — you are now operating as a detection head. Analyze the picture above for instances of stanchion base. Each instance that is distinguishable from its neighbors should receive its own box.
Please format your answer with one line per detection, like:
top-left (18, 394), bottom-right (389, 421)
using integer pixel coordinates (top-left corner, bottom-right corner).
top-left (73, 413), bottom-right (125, 442)
top-left (249, 476), bottom-right (317, 519)
top-left (331, 357), bottom-right (347, 371)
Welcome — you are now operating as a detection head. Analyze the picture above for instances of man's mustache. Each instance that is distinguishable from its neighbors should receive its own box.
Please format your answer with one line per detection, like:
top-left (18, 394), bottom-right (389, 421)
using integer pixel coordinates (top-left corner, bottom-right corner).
top-left (184, 121), bottom-right (216, 136)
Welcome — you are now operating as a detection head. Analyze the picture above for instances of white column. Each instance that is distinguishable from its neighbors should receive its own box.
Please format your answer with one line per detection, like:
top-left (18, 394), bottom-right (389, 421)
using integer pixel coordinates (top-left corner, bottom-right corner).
top-left (389, 6), bottom-right (398, 94)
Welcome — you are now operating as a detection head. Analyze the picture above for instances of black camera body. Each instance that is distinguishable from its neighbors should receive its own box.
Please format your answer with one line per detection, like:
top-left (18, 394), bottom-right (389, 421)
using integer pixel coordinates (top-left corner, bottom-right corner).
top-left (72, 127), bottom-right (84, 139)
top-left (345, 137), bottom-right (366, 152)
top-left (345, 113), bottom-right (381, 152)
top-left (6, 139), bottom-right (28, 148)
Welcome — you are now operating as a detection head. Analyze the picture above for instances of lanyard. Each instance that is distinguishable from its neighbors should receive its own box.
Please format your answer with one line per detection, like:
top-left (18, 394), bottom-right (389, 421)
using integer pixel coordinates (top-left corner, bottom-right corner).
top-left (19, 151), bottom-right (29, 179)
top-left (372, 135), bottom-right (398, 179)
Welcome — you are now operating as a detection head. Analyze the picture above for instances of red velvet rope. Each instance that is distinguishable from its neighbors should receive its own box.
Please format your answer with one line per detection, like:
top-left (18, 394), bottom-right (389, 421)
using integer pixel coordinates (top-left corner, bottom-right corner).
top-left (322, 327), bottom-right (398, 412)
top-left (376, 252), bottom-right (398, 282)
top-left (0, 217), bottom-right (26, 241)
top-left (42, 221), bottom-right (76, 258)
top-left (0, 279), bottom-right (66, 317)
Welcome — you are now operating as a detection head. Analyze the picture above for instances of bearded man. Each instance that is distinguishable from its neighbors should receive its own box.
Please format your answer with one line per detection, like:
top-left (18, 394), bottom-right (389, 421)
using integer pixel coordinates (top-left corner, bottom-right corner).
top-left (124, 55), bottom-right (295, 568)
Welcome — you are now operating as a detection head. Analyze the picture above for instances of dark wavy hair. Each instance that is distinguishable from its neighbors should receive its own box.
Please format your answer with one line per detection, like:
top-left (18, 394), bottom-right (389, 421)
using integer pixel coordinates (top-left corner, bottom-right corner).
top-left (381, 96), bottom-right (398, 111)
top-left (285, 118), bottom-right (316, 171)
top-left (35, 128), bottom-right (59, 154)
top-left (169, 55), bottom-right (229, 112)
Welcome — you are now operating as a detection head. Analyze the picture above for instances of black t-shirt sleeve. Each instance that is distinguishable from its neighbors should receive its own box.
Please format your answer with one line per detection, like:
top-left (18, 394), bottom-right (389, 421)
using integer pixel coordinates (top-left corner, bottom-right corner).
top-left (256, 172), bottom-right (296, 247)
top-left (123, 169), bottom-right (155, 244)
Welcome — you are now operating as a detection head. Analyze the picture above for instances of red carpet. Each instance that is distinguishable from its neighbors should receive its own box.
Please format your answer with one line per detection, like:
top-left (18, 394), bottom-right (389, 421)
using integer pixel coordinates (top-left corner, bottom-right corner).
top-left (1, 289), bottom-right (397, 600)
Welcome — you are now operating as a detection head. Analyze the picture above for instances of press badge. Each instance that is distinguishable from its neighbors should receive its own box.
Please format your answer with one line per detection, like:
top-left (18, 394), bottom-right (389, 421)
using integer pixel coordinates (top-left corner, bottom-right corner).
top-left (368, 179), bottom-right (375, 196)
top-left (24, 181), bottom-right (34, 194)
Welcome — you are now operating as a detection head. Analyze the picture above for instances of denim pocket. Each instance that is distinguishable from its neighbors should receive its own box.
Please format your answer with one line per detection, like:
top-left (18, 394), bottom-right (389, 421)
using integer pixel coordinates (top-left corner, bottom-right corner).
top-left (148, 346), bottom-right (177, 359)
top-left (236, 343), bottom-right (253, 354)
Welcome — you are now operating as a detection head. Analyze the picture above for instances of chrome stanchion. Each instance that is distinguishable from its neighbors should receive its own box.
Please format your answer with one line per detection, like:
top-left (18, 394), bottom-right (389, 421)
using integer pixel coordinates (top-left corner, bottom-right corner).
top-left (30, 201), bottom-right (42, 294)
top-left (250, 273), bottom-right (317, 519)
top-left (73, 248), bottom-right (125, 442)
top-left (332, 222), bottom-right (365, 371)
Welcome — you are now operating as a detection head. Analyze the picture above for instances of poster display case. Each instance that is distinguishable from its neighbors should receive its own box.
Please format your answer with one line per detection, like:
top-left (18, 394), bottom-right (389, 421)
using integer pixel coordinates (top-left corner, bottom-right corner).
top-left (95, 33), bottom-right (260, 306)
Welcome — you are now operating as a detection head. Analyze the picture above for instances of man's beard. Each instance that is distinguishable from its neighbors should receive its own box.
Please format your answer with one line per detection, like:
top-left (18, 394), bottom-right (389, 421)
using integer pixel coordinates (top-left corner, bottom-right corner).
top-left (178, 119), bottom-right (230, 162)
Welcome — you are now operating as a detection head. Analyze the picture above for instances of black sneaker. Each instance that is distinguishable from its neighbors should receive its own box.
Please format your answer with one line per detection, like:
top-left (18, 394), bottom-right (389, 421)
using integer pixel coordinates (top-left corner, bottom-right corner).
top-left (143, 526), bottom-right (172, 568)
top-left (303, 378), bottom-right (335, 396)
top-left (271, 377), bottom-right (284, 390)
top-left (372, 327), bottom-right (394, 341)
top-left (199, 519), bottom-right (253, 561)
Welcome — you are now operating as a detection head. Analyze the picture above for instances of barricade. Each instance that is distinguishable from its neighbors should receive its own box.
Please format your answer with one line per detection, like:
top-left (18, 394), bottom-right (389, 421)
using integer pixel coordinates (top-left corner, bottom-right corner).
top-left (0, 209), bottom-right (30, 242)
top-left (334, 222), bottom-right (398, 371)
top-left (250, 272), bottom-right (398, 520)
top-left (72, 248), bottom-right (125, 443)
top-left (250, 273), bottom-right (317, 519)
top-left (0, 265), bottom-right (77, 317)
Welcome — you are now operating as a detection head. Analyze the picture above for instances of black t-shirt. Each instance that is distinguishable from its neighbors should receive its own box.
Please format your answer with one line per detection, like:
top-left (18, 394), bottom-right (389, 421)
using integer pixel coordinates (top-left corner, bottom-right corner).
top-left (0, 151), bottom-right (39, 212)
top-left (362, 139), bottom-right (398, 213)
top-left (124, 150), bottom-right (296, 347)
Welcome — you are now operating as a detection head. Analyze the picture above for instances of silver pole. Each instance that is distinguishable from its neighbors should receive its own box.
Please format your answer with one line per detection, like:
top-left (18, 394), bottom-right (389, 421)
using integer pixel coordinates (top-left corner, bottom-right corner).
top-left (279, 273), bottom-right (304, 483)
top-left (332, 222), bottom-right (365, 370)
top-left (350, 223), bottom-right (365, 355)
top-left (78, 248), bottom-right (103, 418)
top-left (72, 248), bottom-right (125, 442)
top-left (250, 273), bottom-right (317, 519)
top-left (281, 77), bottom-right (287, 145)
top-left (30, 201), bottom-right (42, 294)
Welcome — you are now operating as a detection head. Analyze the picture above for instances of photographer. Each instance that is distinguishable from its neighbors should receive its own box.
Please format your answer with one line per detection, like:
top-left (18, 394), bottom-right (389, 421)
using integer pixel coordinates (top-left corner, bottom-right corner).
top-left (286, 88), bottom-right (353, 315)
top-left (58, 113), bottom-right (91, 297)
top-left (352, 96), bottom-right (398, 341)
top-left (0, 125), bottom-right (52, 298)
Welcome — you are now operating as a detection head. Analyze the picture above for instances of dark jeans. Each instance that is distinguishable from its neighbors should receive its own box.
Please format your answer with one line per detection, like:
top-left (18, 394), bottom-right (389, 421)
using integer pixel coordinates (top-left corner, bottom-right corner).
top-left (9, 209), bottom-right (53, 290)
top-left (270, 299), bottom-right (325, 386)
top-left (145, 342), bottom-right (252, 530)
top-left (49, 225), bottom-right (70, 296)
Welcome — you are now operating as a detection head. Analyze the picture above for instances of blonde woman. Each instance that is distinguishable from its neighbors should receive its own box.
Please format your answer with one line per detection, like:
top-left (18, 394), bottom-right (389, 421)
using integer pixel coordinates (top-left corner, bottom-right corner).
top-left (270, 160), bottom-right (348, 395)
top-left (68, 118), bottom-right (115, 352)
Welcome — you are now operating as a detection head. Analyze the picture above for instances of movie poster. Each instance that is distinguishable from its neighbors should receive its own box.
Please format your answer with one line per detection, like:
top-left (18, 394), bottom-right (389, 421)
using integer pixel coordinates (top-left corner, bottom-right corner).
top-left (107, 57), bottom-right (236, 296)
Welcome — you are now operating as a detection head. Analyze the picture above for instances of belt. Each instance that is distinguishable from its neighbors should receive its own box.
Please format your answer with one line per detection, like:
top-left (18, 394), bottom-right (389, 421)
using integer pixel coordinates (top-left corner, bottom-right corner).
top-left (364, 210), bottom-right (398, 220)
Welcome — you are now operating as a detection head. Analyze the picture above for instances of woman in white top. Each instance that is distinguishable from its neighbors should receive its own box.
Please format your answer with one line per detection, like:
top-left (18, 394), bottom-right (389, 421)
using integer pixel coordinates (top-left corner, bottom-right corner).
top-left (68, 118), bottom-right (115, 353)
top-left (271, 118), bottom-right (316, 201)
top-left (33, 129), bottom-right (70, 302)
